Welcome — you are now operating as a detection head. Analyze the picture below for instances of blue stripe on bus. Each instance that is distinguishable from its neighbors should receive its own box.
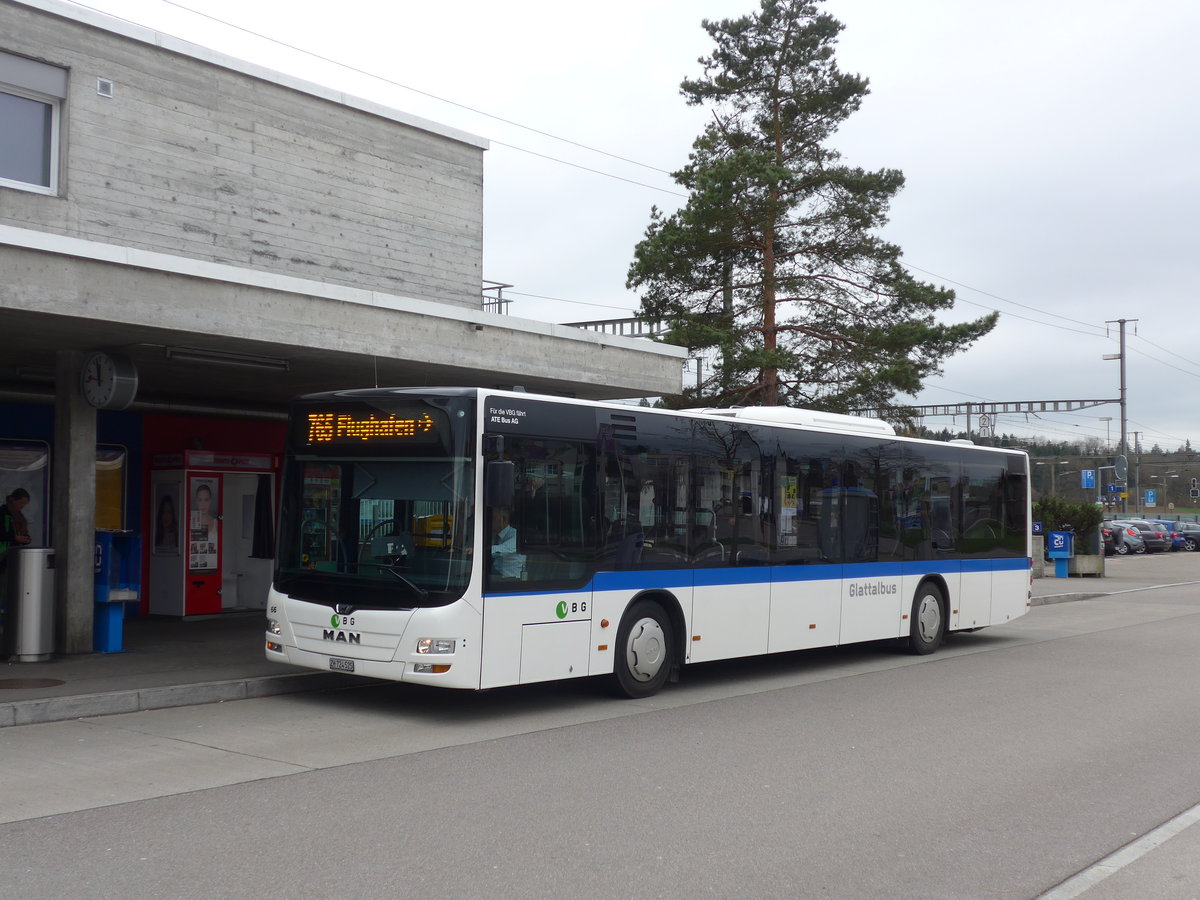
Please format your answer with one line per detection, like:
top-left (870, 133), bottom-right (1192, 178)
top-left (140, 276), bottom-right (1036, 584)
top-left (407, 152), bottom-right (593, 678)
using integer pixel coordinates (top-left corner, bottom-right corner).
top-left (485, 556), bottom-right (1029, 596)
top-left (769, 564), bottom-right (844, 582)
top-left (593, 570), bottom-right (693, 592)
top-left (961, 556), bottom-right (1029, 573)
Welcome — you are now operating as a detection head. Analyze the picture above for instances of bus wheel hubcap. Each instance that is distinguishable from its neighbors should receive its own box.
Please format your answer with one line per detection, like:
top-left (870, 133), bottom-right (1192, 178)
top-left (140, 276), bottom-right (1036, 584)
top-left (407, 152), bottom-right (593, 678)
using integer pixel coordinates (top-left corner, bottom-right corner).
top-left (627, 618), bottom-right (665, 682)
top-left (917, 595), bottom-right (940, 641)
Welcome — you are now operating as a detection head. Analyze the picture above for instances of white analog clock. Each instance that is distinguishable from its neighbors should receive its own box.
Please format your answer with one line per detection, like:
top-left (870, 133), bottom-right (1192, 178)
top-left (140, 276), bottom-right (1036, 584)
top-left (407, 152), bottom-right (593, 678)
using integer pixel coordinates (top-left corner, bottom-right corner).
top-left (80, 351), bottom-right (139, 410)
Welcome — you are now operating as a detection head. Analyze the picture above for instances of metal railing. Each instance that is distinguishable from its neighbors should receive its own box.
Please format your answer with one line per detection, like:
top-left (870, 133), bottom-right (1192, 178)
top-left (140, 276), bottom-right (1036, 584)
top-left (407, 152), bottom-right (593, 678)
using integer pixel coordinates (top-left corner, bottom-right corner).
top-left (481, 281), bottom-right (513, 315)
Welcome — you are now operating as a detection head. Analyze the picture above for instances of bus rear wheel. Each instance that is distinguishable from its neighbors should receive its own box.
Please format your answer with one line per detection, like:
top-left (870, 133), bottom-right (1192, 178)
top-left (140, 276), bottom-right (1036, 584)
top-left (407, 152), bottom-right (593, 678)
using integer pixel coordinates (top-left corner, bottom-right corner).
top-left (907, 584), bottom-right (945, 655)
top-left (613, 600), bottom-right (673, 698)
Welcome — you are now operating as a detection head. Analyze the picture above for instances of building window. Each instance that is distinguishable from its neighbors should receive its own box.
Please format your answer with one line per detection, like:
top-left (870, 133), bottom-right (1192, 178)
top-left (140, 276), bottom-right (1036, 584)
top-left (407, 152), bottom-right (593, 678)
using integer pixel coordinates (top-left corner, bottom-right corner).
top-left (0, 50), bottom-right (67, 195)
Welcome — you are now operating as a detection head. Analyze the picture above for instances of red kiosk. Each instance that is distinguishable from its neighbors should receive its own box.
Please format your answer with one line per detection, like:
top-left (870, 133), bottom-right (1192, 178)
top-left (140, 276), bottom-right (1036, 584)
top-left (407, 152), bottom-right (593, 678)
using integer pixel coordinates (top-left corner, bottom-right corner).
top-left (148, 450), bottom-right (277, 615)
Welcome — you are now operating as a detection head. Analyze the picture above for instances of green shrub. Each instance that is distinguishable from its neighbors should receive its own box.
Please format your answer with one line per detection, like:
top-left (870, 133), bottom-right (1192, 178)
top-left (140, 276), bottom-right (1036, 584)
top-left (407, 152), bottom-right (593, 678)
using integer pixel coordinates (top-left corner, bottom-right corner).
top-left (1033, 497), bottom-right (1104, 554)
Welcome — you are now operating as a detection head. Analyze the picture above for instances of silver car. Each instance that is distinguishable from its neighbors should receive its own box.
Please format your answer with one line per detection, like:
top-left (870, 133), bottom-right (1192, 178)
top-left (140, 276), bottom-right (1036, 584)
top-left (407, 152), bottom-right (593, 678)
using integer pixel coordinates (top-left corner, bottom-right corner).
top-left (1107, 522), bottom-right (1146, 555)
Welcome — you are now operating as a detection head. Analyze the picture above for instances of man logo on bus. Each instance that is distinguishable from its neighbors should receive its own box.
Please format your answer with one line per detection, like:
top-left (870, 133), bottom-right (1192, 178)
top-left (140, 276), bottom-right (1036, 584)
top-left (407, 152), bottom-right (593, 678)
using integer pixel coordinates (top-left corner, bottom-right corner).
top-left (324, 612), bottom-right (361, 643)
top-left (556, 601), bottom-right (569, 619)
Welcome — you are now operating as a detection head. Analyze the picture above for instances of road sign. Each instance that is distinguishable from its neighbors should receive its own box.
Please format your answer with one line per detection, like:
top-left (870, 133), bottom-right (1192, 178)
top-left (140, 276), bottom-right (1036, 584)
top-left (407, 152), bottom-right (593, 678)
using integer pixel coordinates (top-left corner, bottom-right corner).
top-left (1081, 470), bottom-right (1096, 489)
top-left (1115, 455), bottom-right (1128, 480)
top-left (1031, 521), bottom-right (1044, 535)
top-left (1144, 489), bottom-right (1157, 508)
top-left (1105, 483), bottom-right (1122, 493)
top-left (1190, 488), bottom-right (1199, 500)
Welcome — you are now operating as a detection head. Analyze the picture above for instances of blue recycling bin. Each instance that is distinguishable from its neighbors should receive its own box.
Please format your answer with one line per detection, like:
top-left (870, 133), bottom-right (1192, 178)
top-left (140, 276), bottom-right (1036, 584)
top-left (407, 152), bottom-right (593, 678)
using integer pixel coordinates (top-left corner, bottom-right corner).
top-left (94, 531), bottom-right (141, 652)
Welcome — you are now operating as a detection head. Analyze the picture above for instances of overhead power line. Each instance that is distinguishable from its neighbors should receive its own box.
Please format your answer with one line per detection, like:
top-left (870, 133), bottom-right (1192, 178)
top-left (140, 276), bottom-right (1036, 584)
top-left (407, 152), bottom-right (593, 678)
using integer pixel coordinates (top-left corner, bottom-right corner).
top-left (149, 0), bottom-right (678, 177)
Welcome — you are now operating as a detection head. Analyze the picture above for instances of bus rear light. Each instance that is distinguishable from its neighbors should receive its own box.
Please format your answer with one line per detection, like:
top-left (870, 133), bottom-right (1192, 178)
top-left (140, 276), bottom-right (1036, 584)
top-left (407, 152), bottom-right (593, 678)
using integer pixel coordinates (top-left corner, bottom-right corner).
top-left (413, 663), bottom-right (451, 674)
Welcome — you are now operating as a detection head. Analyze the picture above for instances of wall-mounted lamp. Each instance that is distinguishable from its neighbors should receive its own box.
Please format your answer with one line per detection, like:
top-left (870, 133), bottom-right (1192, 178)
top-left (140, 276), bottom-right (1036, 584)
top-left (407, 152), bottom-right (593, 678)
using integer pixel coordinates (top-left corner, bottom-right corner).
top-left (165, 346), bottom-right (290, 371)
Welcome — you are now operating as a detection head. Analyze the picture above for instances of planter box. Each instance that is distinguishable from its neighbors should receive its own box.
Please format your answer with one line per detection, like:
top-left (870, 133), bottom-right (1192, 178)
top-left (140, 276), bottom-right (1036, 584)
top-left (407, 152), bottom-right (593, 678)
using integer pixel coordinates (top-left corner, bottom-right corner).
top-left (1067, 555), bottom-right (1105, 577)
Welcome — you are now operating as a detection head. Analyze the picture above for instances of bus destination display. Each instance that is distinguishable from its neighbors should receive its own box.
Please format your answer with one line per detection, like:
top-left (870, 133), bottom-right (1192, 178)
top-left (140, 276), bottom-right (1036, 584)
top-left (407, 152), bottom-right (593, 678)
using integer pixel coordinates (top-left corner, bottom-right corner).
top-left (304, 410), bottom-right (438, 445)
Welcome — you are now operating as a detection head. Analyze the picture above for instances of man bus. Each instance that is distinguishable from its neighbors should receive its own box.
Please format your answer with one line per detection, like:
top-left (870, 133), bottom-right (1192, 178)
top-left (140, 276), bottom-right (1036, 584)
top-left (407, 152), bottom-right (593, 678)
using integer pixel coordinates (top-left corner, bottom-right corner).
top-left (267, 388), bottom-right (1031, 698)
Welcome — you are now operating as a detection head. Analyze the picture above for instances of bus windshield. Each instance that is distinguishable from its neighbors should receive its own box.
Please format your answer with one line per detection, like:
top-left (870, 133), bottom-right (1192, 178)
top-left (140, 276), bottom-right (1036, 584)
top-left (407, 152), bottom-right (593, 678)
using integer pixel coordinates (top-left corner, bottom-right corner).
top-left (274, 393), bottom-right (475, 608)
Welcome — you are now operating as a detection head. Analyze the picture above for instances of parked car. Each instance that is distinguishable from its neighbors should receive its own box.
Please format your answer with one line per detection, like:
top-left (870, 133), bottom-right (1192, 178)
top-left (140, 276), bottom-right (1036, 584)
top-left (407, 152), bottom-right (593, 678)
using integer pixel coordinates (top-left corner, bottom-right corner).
top-left (1111, 519), bottom-right (1169, 553)
top-left (1171, 521), bottom-right (1200, 552)
top-left (1107, 522), bottom-right (1146, 555)
top-left (1101, 525), bottom-right (1115, 556)
top-left (1148, 520), bottom-right (1185, 551)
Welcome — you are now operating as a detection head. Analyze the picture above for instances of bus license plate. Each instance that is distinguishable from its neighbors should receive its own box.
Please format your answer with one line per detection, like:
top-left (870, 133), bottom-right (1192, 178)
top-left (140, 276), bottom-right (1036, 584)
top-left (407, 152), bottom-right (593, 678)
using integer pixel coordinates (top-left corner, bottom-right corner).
top-left (329, 657), bottom-right (355, 673)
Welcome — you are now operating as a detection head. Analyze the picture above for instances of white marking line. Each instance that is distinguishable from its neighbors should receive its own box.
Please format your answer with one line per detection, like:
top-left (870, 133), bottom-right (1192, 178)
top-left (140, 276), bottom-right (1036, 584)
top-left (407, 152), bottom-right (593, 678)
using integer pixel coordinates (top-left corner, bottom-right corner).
top-left (1038, 580), bottom-right (1200, 602)
top-left (1038, 802), bottom-right (1200, 899)
top-left (1100, 580), bottom-right (1200, 595)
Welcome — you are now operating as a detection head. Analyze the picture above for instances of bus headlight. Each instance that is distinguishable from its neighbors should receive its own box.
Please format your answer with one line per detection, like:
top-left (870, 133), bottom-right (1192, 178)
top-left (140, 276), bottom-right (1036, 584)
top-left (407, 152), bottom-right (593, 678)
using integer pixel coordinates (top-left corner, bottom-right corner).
top-left (267, 619), bottom-right (282, 635)
top-left (416, 638), bottom-right (456, 655)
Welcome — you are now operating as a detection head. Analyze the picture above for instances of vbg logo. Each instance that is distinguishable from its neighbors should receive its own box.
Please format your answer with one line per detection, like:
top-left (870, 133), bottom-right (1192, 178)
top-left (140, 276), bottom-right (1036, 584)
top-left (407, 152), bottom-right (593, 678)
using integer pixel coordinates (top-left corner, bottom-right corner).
top-left (555, 600), bottom-right (587, 619)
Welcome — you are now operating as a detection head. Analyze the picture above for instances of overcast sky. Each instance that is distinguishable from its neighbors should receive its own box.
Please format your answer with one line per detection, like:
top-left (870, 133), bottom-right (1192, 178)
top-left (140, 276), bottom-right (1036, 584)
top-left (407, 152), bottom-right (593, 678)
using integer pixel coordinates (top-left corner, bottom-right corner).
top-left (75, 0), bottom-right (1200, 452)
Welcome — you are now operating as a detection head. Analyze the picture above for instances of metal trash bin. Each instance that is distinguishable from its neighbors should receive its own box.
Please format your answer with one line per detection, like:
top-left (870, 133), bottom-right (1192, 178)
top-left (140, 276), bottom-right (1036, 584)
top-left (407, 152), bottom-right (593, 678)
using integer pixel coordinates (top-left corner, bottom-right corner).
top-left (3, 548), bottom-right (55, 662)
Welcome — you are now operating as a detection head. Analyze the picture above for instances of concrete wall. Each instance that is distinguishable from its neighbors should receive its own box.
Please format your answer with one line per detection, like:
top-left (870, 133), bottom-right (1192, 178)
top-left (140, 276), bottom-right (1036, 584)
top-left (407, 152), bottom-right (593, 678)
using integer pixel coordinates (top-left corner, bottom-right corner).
top-left (0, 243), bottom-right (688, 400)
top-left (1, 1), bottom-right (485, 309)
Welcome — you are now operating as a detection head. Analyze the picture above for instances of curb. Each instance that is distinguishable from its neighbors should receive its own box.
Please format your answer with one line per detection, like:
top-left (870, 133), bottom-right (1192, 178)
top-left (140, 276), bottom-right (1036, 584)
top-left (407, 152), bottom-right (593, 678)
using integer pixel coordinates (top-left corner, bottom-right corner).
top-left (0, 671), bottom-right (380, 728)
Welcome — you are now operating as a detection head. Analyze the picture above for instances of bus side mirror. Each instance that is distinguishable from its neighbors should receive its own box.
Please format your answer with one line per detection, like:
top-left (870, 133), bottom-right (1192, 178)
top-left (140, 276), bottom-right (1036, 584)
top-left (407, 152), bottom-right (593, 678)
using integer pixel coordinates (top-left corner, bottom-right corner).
top-left (485, 460), bottom-right (515, 508)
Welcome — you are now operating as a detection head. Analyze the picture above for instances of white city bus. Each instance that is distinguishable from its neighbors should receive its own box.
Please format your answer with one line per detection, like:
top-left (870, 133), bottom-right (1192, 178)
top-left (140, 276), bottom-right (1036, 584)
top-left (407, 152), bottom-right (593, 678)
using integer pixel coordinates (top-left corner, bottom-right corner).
top-left (266, 388), bottom-right (1032, 698)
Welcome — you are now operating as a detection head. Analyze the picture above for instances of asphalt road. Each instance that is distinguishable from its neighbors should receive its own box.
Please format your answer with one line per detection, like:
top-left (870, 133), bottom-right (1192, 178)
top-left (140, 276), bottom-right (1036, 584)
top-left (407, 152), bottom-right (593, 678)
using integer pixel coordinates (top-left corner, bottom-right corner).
top-left (2, 583), bottom-right (1198, 899)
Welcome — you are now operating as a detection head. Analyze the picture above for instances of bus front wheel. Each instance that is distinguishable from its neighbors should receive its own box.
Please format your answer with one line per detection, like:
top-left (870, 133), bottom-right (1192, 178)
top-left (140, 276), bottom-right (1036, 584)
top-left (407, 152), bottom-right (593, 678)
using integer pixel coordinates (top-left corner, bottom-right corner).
top-left (907, 584), bottom-right (945, 655)
top-left (613, 600), bottom-right (673, 698)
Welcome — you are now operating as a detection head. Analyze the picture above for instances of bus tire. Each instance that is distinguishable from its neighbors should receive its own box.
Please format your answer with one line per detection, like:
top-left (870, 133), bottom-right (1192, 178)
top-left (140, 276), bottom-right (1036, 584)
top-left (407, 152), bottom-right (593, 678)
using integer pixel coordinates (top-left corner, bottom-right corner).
top-left (613, 599), bottom-right (673, 698)
top-left (907, 583), bottom-right (945, 655)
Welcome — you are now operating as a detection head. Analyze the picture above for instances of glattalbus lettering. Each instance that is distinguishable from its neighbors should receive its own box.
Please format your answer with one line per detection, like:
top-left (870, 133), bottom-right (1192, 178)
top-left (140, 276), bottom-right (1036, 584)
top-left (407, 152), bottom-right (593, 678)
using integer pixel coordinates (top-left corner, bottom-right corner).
top-left (322, 630), bottom-right (362, 644)
top-left (847, 581), bottom-right (898, 598)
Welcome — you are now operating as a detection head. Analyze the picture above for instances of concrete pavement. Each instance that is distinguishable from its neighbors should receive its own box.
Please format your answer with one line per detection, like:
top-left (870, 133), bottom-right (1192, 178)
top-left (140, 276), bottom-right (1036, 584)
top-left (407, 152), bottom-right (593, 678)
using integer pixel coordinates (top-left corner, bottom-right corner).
top-left (2, 552), bottom-right (1197, 728)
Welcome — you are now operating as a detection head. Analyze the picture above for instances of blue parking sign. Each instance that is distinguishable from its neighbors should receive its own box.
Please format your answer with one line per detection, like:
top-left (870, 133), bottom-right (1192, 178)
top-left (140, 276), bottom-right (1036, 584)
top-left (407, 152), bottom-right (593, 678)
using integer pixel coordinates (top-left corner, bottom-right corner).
top-left (1081, 470), bottom-right (1096, 489)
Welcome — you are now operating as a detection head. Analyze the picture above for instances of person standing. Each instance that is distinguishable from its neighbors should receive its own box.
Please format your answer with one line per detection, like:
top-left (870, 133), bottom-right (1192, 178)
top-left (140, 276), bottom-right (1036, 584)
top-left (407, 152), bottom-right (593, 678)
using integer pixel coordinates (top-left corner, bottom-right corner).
top-left (489, 507), bottom-right (524, 579)
top-left (0, 487), bottom-right (33, 631)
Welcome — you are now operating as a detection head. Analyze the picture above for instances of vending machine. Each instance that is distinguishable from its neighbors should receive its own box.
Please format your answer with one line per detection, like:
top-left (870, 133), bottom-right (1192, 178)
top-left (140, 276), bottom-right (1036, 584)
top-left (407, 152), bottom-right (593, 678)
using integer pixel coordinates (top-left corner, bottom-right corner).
top-left (148, 450), bottom-right (277, 615)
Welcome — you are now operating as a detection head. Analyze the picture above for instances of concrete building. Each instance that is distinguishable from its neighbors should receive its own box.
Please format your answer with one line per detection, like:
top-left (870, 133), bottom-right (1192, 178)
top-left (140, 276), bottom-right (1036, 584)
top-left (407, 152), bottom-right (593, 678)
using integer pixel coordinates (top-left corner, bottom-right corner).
top-left (0, 0), bottom-right (684, 653)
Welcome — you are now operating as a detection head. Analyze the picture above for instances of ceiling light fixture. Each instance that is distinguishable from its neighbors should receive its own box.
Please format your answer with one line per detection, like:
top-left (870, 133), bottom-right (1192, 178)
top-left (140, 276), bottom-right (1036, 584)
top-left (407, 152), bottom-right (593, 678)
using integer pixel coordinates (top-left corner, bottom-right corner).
top-left (165, 346), bottom-right (290, 371)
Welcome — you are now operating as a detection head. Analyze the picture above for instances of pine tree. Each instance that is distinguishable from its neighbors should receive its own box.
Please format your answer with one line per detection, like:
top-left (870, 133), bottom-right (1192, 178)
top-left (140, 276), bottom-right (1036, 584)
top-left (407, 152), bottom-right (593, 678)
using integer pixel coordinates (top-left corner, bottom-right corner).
top-left (628, 0), bottom-right (997, 410)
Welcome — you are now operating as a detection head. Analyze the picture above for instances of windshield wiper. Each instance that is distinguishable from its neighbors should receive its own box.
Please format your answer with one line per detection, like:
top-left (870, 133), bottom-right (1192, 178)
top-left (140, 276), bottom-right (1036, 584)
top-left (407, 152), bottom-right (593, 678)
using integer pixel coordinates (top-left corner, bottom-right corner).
top-left (357, 563), bottom-right (429, 600)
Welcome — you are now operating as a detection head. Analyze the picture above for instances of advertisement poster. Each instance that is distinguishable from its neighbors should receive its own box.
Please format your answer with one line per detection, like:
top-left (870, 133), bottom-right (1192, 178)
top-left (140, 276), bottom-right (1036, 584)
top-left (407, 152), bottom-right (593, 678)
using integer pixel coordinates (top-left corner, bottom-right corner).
top-left (779, 476), bottom-right (798, 546)
top-left (189, 475), bottom-right (219, 572)
top-left (152, 482), bottom-right (181, 556)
